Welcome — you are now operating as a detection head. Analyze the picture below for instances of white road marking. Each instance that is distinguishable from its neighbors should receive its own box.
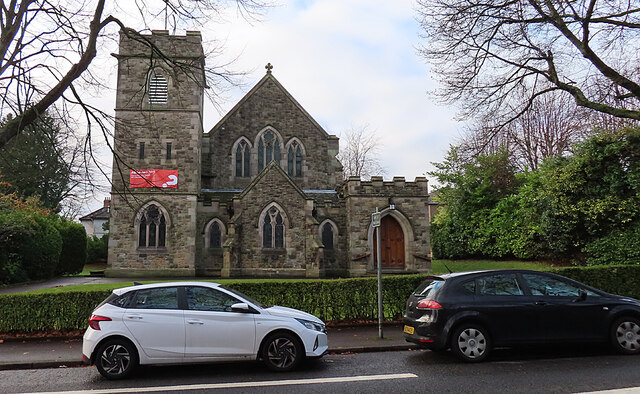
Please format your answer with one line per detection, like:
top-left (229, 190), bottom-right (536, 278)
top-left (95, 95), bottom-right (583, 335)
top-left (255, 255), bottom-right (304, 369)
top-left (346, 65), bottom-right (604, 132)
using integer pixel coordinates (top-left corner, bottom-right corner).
top-left (24, 373), bottom-right (418, 394)
top-left (578, 388), bottom-right (640, 394)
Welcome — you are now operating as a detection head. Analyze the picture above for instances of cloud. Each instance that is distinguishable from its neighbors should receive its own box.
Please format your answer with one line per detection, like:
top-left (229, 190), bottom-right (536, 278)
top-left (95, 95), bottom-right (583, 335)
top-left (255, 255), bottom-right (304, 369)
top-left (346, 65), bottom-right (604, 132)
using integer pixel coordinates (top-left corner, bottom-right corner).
top-left (203, 0), bottom-right (460, 181)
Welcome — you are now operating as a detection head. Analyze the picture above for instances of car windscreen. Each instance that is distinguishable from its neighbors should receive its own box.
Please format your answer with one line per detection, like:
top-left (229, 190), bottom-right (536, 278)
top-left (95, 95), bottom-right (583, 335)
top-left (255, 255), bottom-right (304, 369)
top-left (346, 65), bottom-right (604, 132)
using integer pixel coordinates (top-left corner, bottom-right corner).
top-left (220, 285), bottom-right (269, 308)
top-left (412, 278), bottom-right (444, 297)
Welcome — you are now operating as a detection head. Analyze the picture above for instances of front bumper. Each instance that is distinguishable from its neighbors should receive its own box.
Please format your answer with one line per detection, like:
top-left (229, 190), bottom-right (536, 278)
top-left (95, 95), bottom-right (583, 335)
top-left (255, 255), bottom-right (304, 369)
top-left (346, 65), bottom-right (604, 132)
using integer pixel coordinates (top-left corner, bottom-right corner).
top-left (307, 332), bottom-right (328, 358)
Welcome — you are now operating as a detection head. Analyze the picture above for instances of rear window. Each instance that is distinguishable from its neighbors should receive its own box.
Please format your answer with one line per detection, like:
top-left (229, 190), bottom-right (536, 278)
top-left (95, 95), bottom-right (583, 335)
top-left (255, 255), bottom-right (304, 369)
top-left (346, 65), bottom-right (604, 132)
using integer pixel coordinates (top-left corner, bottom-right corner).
top-left (96, 291), bottom-right (133, 309)
top-left (413, 279), bottom-right (444, 297)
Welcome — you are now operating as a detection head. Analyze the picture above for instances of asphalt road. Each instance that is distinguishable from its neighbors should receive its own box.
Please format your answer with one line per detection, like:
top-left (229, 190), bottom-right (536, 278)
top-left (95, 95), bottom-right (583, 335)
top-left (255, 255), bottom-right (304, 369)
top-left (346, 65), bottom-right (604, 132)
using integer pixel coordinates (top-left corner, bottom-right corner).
top-left (2, 347), bottom-right (640, 394)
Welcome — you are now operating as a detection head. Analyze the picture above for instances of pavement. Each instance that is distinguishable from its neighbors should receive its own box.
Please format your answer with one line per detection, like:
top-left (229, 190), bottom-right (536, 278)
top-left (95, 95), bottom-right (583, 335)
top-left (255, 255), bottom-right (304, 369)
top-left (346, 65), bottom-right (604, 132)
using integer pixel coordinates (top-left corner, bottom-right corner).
top-left (0, 323), bottom-right (414, 371)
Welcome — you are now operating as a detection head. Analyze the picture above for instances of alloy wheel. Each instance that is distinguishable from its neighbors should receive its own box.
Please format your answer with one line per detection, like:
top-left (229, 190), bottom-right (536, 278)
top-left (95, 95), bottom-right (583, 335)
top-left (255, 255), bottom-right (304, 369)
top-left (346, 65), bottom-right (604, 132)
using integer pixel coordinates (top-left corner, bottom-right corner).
top-left (266, 337), bottom-right (297, 369)
top-left (100, 344), bottom-right (131, 376)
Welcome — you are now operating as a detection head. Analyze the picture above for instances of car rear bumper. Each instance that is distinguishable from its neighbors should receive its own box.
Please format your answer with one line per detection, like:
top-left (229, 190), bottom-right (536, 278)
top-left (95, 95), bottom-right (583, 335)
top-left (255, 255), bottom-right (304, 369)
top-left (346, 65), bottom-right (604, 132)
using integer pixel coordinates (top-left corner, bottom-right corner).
top-left (402, 319), bottom-right (447, 349)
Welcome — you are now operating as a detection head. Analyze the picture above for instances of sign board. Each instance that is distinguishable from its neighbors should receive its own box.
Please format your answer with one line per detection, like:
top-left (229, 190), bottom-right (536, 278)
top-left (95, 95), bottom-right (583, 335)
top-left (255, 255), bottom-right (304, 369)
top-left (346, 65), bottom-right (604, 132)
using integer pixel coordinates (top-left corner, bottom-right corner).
top-left (371, 212), bottom-right (381, 228)
top-left (130, 169), bottom-right (179, 188)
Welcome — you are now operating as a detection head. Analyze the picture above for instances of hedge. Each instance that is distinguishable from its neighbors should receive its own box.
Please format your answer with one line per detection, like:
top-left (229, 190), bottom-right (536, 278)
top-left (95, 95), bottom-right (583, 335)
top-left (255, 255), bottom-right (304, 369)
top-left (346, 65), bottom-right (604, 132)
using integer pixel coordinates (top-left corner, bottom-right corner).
top-left (1, 266), bottom-right (638, 334)
top-left (0, 275), bottom-right (425, 333)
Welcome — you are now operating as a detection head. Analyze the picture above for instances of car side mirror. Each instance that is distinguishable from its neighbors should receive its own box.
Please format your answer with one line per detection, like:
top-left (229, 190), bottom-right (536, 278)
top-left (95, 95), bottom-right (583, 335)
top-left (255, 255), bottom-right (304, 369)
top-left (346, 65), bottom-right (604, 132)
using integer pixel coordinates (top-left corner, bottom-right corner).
top-left (574, 290), bottom-right (587, 302)
top-left (230, 302), bottom-right (255, 313)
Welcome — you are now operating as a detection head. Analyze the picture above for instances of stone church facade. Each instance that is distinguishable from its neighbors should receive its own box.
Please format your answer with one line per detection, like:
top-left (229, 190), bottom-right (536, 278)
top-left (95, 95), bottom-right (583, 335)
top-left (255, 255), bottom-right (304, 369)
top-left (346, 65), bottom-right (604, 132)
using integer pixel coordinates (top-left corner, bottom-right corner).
top-left (107, 31), bottom-right (431, 278)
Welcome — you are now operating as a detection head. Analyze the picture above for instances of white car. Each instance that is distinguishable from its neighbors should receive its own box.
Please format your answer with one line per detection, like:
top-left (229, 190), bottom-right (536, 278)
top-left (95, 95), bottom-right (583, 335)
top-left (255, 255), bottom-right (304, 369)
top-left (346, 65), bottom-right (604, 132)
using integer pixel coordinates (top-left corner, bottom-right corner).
top-left (82, 281), bottom-right (328, 379)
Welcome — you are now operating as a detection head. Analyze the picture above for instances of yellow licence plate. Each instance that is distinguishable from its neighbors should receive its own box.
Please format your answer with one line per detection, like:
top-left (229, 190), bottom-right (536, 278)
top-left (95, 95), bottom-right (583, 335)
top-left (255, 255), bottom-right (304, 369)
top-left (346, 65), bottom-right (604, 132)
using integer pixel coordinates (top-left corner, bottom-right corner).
top-left (403, 325), bottom-right (415, 335)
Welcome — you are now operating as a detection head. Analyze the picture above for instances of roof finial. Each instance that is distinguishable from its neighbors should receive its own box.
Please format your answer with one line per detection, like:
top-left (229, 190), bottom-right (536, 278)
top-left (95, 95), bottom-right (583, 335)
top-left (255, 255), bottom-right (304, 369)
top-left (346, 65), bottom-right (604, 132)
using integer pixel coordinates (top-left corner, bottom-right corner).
top-left (265, 63), bottom-right (273, 74)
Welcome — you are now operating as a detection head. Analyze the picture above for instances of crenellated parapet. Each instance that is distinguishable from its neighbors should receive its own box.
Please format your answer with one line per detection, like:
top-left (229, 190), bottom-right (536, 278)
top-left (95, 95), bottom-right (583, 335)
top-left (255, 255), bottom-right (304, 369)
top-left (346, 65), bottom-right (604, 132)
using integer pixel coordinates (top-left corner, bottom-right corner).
top-left (342, 176), bottom-right (429, 197)
top-left (115, 30), bottom-right (204, 60)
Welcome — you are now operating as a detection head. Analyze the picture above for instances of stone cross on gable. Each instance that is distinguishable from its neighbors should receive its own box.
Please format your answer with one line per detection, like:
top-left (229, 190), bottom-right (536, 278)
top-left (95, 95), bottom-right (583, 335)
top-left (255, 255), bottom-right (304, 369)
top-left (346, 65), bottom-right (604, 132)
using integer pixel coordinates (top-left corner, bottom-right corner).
top-left (265, 63), bottom-right (273, 73)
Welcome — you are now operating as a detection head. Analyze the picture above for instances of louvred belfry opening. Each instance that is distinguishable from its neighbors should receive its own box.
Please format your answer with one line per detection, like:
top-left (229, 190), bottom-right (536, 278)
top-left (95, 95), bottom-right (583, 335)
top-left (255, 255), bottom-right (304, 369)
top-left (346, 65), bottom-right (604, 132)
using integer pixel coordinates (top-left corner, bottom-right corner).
top-left (148, 72), bottom-right (168, 105)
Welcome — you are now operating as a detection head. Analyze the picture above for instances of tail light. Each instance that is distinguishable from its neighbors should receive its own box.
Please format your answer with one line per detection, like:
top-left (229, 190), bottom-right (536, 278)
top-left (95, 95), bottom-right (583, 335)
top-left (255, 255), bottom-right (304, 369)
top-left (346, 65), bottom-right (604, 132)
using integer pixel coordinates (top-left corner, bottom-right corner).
top-left (416, 300), bottom-right (442, 310)
top-left (89, 315), bottom-right (112, 330)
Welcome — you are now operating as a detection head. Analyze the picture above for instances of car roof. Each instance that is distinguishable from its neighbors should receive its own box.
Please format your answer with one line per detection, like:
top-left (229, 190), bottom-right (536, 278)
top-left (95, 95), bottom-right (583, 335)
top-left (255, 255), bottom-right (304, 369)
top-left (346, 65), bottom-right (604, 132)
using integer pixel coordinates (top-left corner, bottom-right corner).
top-left (112, 281), bottom-right (222, 296)
top-left (428, 269), bottom-right (552, 281)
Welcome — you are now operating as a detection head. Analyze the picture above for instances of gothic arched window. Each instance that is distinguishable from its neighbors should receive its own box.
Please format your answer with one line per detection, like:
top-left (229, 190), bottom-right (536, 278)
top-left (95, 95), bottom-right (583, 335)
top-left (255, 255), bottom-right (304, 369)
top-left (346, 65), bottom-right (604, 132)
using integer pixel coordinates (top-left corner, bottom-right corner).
top-left (235, 140), bottom-right (250, 177)
top-left (204, 218), bottom-right (226, 249)
top-left (321, 222), bottom-right (334, 250)
top-left (210, 222), bottom-right (222, 248)
top-left (258, 131), bottom-right (281, 172)
top-left (287, 141), bottom-right (303, 177)
top-left (137, 204), bottom-right (168, 248)
top-left (262, 206), bottom-right (285, 248)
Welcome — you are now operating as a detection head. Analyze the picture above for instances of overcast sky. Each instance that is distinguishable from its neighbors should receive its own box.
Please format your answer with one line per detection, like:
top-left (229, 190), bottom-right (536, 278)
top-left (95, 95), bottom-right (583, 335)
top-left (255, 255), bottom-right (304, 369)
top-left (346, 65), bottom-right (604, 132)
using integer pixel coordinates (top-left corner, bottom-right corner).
top-left (83, 0), bottom-right (461, 215)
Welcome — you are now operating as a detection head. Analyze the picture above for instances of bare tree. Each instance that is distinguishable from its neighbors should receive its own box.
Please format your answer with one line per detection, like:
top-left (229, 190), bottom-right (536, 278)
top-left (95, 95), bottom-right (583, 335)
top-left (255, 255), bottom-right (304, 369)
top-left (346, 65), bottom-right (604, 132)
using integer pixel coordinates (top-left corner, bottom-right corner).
top-left (0, 0), bottom-right (266, 151)
top-left (416, 0), bottom-right (640, 131)
top-left (459, 91), bottom-right (590, 170)
top-left (337, 125), bottom-right (387, 180)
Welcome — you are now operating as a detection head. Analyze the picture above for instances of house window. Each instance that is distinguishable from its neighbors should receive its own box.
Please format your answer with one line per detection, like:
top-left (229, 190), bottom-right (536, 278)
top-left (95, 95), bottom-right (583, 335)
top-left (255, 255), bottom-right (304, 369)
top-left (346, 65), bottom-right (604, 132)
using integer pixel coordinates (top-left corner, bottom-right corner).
top-left (258, 131), bottom-right (281, 172)
top-left (235, 140), bottom-right (250, 177)
top-left (148, 71), bottom-right (168, 105)
top-left (322, 222), bottom-right (334, 249)
top-left (138, 204), bottom-right (167, 248)
top-left (262, 206), bottom-right (284, 248)
top-left (287, 141), bottom-right (303, 177)
top-left (138, 142), bottom-right (145, 159)
top-left (166, 143), bottom-right (172, 160)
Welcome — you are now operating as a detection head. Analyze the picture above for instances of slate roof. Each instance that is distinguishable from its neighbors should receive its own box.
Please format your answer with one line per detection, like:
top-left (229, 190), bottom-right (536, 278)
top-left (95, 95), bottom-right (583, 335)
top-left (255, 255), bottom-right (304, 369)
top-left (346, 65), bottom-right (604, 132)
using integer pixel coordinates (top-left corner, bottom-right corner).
top-left (79, 206), bottom-right (110, 221)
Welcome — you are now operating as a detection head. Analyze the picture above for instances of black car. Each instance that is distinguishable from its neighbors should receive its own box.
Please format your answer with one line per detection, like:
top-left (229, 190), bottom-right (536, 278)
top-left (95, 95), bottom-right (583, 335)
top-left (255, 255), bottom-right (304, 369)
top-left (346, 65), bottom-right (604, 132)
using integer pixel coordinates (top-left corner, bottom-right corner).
top-left (403, 269), bottom-right (640, 362)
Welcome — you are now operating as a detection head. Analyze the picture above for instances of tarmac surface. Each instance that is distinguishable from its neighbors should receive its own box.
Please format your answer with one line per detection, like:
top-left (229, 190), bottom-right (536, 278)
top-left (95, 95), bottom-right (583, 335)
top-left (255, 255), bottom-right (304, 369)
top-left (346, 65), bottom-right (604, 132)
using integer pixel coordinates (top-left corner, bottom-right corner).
top-left (0, 276), bottom-right (416, 371)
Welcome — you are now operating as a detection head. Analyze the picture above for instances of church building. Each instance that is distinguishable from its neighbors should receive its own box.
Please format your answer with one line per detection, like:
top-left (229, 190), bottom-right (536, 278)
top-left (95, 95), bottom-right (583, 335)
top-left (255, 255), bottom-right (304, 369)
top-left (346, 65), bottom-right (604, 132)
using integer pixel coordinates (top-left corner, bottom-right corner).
top-left (107, 31), bottom-right (431, 278)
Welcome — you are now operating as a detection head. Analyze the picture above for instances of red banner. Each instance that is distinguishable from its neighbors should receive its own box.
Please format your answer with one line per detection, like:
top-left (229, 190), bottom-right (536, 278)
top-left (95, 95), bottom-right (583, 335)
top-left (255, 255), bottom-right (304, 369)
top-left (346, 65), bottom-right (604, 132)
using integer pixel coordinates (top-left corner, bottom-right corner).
top-left (130, 169), bottom-right (179, 188)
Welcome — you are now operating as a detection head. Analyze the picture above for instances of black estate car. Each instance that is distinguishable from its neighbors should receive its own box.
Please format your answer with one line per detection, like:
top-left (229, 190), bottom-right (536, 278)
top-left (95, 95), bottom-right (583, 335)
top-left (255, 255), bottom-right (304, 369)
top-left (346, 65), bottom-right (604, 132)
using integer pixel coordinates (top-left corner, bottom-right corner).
top-left (403, 269), bottom-right (640, 362)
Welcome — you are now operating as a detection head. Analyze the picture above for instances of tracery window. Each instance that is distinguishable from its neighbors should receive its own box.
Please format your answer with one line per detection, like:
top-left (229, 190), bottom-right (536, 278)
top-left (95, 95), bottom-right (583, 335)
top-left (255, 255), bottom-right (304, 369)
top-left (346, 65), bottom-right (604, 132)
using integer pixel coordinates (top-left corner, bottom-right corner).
top-left (235, 140), bottom-right (251, 177)
top-left (287, 141), bottom-right (303, 177)
top-left (258, 131), bottom-right (281, 172)
top-left (262, 206), bottom-right (285, 248)
top-left (138, 204), bottom-right (167, 248)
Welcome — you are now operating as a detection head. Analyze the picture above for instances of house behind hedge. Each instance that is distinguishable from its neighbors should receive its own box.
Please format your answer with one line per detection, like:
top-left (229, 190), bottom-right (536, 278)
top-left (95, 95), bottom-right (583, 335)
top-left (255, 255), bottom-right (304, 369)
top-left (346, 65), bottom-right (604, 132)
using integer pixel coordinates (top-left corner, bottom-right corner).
top-left (107, 30), bottom-right (431, 278)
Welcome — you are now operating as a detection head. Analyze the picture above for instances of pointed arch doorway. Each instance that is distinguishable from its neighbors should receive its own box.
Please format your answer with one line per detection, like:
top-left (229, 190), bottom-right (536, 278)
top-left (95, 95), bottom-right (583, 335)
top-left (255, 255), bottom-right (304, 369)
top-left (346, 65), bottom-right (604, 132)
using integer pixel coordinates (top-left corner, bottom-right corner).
top-left (373, 215), bottom-right (405, 269)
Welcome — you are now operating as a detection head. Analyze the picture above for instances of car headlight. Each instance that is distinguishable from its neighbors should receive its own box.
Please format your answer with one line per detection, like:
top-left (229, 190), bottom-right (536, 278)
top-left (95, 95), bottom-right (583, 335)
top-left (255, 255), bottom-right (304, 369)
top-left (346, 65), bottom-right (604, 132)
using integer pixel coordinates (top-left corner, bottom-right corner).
top-left (296, 318), bottom-right (326, 333)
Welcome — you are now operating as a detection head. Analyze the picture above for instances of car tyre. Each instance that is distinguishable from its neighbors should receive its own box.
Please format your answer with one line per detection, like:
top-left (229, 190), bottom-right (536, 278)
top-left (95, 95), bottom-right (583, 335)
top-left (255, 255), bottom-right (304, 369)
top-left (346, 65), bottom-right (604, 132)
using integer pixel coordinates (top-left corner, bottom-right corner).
top-left (95, 338), bottom-right (138, 380)
top-left (611, 316), bottom-right (640, 355)
top-left (451, 324), bottom-right (491, 362)
top-left (262, 332), bottom-right (304, 372)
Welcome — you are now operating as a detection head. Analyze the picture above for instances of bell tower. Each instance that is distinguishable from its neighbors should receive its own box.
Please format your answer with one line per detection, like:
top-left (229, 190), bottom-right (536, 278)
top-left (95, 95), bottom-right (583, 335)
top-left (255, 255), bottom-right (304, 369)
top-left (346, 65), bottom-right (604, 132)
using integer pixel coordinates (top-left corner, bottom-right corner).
top-left (107, 30), bottom-right (204, 276)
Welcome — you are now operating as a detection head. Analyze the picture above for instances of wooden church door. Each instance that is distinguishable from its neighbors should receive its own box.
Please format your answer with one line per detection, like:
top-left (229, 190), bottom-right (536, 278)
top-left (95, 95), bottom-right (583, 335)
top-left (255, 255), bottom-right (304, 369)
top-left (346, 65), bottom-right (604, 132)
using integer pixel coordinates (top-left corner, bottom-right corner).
top-left (373, 215), bottom-right (405, 269)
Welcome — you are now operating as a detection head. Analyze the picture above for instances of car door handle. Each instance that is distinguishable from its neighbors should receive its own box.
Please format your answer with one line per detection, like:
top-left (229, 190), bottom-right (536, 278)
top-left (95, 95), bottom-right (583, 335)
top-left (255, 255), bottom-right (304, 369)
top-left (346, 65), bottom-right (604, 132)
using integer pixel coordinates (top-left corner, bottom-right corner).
top-left (187, 320), bottom-right (204, 325)
top-left (535, 301), bottom-right (548, 306)
top-left (126, 314), bottom-right (143, 320)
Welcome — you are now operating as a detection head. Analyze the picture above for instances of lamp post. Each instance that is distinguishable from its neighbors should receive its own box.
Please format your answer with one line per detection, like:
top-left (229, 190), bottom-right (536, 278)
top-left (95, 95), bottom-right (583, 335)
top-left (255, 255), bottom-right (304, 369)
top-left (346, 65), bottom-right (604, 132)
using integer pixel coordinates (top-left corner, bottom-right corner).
top-left (372, 198), bottom-right (394, 339)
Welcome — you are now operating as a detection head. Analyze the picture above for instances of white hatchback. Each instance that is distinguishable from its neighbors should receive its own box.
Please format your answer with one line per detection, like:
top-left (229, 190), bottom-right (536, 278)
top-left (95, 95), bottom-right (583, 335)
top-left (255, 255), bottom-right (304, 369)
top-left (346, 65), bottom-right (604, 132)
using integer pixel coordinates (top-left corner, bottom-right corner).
top-left (82, 281), bottom-right (328, 379)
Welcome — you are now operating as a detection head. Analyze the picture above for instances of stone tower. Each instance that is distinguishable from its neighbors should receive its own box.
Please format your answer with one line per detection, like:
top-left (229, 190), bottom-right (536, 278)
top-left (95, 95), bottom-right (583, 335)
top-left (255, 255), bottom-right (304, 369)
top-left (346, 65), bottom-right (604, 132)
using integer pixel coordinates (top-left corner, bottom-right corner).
top-left (107, 30), bottom-right (204, 276)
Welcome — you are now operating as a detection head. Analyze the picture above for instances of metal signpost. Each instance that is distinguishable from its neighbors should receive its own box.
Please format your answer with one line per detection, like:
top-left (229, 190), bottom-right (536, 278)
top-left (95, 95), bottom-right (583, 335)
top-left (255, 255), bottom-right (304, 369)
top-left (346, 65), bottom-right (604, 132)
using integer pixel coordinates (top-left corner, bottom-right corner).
top-left (372, 208), bottom-right (383, 339)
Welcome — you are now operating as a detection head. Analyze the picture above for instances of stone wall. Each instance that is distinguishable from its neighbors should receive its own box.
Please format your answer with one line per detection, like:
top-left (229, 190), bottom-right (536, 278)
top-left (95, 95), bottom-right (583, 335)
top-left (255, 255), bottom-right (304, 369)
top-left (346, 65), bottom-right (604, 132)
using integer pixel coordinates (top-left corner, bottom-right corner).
top-left (342, 176), bottom-right (431, 276)
top-left (107, 193), bottom-right (198, 276)
top-left (203, 75), bottom-right (342, 191)
top-left (229, 164), bottom-right (313, 277)
top-left (108, 31), bottom-right (203, 276)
